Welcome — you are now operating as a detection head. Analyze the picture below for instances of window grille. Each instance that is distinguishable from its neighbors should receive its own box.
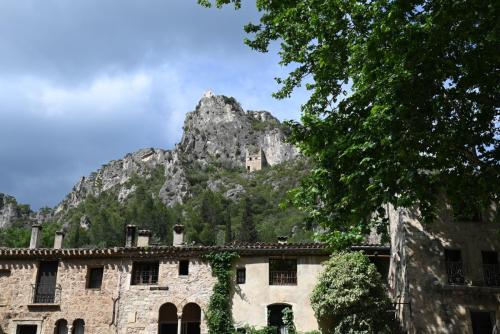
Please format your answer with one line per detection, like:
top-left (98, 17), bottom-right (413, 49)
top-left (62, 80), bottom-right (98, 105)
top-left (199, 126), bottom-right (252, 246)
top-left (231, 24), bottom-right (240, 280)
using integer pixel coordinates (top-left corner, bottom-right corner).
top-left (236, 268), bottom-right (246, 284)
top-left (131, 262), bottom-right (159, 285)
top-left (444, 249), bottom-right (465, 285)
top-left (482, 251), bottom-right (500, 287)
top-left (269, 259), bottom-right (297, 285)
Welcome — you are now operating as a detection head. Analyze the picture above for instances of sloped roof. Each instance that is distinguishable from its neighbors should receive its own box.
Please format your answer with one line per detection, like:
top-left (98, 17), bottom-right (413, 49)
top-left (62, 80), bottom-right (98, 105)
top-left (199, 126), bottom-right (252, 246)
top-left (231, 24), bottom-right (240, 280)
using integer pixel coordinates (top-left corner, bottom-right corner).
top-left (0, 242), bottom-right (389, 260)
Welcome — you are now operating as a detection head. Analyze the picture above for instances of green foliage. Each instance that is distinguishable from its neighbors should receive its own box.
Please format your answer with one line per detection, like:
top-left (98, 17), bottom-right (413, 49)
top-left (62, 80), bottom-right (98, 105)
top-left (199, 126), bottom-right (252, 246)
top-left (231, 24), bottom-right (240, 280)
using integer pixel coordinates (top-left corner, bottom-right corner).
top-left (202, 0), bottom-right (500, 248)
top-left (237, 197), bottom-right (257, 242)
top-left (0, 222), bottom-right (31, 248)
top-left (62, 166), bottom-right (176, 248)
top-left (0, 220), bottom-right (62, 248)
top-left (202, 251), bottom-right (239, 334)
top-left (310, 252), bottom-right (393, 334)
top-left (185, 190), bottom-right (228, 245)
top-left (235, 326), bottom-right (277, 334)
top-left (2, 159), bottom-right (314, 248)
top-left (282, 307), bottom-right (297, 334)
top-left (181, 158), bottom-right (312, 245)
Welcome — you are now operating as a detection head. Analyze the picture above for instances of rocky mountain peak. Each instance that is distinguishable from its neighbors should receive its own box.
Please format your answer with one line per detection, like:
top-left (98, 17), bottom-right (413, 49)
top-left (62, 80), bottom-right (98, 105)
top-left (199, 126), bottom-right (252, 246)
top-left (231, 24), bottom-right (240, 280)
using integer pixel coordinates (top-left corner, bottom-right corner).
top-left (179, 93), bottom-right (298, 167)
top-left (2, 93), bottom-right (299, 226)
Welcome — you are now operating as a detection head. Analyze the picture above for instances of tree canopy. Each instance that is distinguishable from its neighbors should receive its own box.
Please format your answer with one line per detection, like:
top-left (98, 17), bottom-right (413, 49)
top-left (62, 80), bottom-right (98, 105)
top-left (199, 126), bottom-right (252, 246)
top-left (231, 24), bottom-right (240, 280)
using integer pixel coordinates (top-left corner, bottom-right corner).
top-left (200, 0), bottom-right (499, 248)
top-left (310, 252), bottom-right (394, 333)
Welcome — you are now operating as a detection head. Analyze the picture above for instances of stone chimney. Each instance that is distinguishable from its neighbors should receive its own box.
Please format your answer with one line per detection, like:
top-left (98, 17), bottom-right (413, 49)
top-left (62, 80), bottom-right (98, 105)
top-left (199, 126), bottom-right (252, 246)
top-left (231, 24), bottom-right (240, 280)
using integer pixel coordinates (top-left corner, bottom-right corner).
top-left (29, 224), bottom-right (42, 249)
top-left (173, 225), bottom-right (185, 247)
top-left (53, 230), bottom-right (65, 249)
top-left (125, 225), bottom-right (137, 248)
top-left (137, 230), bottom-right (152, 247)
top-left (277, 236), bottom-right (288, 244)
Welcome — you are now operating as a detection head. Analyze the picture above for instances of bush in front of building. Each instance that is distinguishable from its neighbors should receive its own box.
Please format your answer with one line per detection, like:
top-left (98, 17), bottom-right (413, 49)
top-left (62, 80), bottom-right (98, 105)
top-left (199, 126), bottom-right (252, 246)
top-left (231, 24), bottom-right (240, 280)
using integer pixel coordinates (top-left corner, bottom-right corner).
top-left (310, 251), bottom-right (393, 333)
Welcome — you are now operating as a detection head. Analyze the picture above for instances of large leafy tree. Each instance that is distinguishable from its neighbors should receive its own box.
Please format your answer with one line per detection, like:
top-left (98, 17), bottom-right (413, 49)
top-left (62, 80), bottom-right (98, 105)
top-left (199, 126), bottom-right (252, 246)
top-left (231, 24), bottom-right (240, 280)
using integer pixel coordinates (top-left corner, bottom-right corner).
top-left (310, 252), bottom-right (394, 333)
top-left (200, 0), bottom-right (499, 248)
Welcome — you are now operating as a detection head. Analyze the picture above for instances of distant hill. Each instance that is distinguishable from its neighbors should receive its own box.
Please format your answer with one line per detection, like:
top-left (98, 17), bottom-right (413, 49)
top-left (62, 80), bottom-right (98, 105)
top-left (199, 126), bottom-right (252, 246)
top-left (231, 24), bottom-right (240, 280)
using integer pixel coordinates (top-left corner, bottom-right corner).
top-left (0, 93), bottom-right (315, 248)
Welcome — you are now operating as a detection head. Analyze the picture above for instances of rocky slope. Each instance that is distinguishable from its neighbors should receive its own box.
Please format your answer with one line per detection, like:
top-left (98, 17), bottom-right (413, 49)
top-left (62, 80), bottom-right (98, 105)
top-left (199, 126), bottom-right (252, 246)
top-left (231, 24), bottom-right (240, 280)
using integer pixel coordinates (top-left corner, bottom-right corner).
top-left (44, 92), bottom-right (297, 216)
top-left (0, 194), bottom-right (22, 228)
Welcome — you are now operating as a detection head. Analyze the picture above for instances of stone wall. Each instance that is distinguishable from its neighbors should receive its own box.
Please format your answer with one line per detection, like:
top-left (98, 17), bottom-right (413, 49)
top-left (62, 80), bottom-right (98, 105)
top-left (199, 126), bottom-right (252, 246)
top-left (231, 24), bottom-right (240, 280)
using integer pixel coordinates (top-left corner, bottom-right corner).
top-left (0, 258), bottom-right (121, 334)
top-left (0, 252), bottom-right (329, 334)
top-left (388, 205), bottom-right (500, 333)
top-left (245, 149), bottom-right (266, 172)
top-left (232, 255), bottom-right (328, 332)
top-left (116, 258), bottom-right (216, 334)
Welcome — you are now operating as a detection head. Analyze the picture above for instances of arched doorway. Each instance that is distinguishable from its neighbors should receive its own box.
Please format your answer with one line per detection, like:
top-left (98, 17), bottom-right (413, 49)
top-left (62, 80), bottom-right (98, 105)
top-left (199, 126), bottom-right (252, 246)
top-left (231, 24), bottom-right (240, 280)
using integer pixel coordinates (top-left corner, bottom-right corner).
top-left (267, 304), bottom-right (292, 334)
top-left (181, 303), bottom-right (201, 334)
top-left (54, 319), bottom-right (68, 334)
top-left (159, 303), bottom-right (178, 334)
top-left (72, 319), bottom-right (84, 334)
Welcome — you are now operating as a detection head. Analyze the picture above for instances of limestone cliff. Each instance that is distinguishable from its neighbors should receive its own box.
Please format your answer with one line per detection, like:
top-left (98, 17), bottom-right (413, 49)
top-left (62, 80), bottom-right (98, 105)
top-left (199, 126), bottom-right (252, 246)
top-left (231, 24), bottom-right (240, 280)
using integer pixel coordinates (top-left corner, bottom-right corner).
top-left (0, 194), bottom-right (22, 228)
top-left (52, 93), bottom-right (298, 215)
top-left (178, 92), bottom-right (298, 167)
top-left (0, 193), bottom-right (53, 228)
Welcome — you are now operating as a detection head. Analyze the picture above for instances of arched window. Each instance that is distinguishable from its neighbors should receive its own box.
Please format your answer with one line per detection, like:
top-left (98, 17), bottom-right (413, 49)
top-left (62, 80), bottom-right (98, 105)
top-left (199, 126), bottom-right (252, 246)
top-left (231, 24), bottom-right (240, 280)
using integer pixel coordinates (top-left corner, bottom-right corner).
top-left (72, 319), bottom-right (84, 334)
top-left (182, 303), bottom-right (201, 334)
top-left (158, 303), bottom-right (178, 334)
top-left (267, 304), bottom-right (292, 334)
top-left (54, 319), bottom-right (68, 334)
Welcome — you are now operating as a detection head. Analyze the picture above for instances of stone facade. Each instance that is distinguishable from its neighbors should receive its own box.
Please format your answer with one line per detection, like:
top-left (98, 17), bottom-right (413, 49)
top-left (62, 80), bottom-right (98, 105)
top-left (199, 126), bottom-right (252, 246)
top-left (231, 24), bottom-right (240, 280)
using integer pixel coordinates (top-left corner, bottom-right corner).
top-left (232, 255), bottom-right (328, 331)
top-left (0, 231), bottom-right (350, 334)
top-left (0, 258), bottom-right (121, 334)
top-left (245, 149), bottom-right (266, 172)
top-left (388, 205), bottom-right (500, 333)
top-left (2, 208), bottom-right (499, 334)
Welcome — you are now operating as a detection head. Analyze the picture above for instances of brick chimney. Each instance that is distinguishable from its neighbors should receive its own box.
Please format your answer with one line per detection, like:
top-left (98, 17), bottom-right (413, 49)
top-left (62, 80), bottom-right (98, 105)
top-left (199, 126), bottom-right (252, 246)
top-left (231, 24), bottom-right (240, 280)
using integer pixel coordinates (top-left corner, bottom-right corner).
top-left (125, 225), bottom-right (137, 247)
top-left (137, 230), bottom-right (151, 247)
top-left (173, 224), bottom-right (185, 247)
top-left (53, 230), bottom-right (65, 249)
top-left (29, 224), bottom-right (42, 249)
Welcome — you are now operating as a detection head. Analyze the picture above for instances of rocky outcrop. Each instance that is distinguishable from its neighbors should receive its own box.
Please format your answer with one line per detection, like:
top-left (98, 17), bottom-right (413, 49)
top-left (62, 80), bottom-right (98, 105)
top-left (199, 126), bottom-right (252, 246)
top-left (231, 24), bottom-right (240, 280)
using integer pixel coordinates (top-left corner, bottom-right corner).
top-left (2, 92), bottom-right (300, 226)
top-left (0, 193), bottom-right (53, 228)
top-left (55, 147), bottom-right (173, 212)
top-left (178, 92), bottom-right (298, 167)
top-left (0, 194), bottom-right (22, 228)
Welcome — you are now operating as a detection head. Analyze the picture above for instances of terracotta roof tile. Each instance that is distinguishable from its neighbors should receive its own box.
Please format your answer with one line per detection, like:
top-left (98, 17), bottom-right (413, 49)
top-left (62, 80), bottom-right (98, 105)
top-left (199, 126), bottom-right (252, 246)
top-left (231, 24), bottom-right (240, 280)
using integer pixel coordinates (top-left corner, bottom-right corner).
top-left (0, 242), bottom-right (389, 259)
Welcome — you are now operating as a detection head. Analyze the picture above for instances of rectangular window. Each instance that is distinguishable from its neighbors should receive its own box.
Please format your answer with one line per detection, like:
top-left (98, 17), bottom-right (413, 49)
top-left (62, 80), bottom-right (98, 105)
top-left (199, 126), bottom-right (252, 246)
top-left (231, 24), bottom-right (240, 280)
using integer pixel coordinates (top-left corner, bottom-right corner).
top-left (482, 251), bottom-right (500, 287)
top-left (236, 268), bottom-right (246, 284)
top-left (34, 261), bottom-right (59, 303)
top-left (131, 262), bottom-right (158, 285)
top-left (179, 260), bottom-right (189, 276)
top-left (470, 311), bottom-right (494, 334)
top-left (454, 202), bottom-right (482, 222)
top-left (445, 249), bottom-right (465, 285)
top-left (269, 258), bottom-right (297, 285)
top-left (87, 267), bottom-right (104, 289)
top-left (16, 325), bottom-right (38, 334)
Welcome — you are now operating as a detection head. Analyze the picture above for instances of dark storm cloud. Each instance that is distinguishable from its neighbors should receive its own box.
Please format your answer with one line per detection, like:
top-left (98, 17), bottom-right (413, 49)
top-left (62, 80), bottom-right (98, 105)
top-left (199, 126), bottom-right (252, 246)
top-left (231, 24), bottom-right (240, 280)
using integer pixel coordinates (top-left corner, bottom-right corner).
top-left (0, 0), bottom-right (259, 82)
top-left (0, 1), bottom-right (306, 209)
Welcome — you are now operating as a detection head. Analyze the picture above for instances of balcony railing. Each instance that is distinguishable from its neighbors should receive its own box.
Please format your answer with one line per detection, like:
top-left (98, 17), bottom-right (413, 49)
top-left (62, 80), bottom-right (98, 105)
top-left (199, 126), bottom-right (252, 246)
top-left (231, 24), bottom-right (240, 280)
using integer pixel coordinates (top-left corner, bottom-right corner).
top-left (269, 271), bottom-right (297, 285)
top-left (446, 261), bottom-right (465, 285)
top-left (483, 264), bottom-right (500, 287)
top-left (31, 283), bottom-right (61, 304)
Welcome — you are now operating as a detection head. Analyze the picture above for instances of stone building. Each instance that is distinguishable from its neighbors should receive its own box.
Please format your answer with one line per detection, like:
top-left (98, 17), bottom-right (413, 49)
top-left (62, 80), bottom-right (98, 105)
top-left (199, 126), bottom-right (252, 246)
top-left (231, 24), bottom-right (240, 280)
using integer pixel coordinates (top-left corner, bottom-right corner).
top-left (388, 205), bottom-right (500, 333)
top-left (245, 149), bottom-right (267, 172)
top-left (1, 208), bottom-right (498, 334)
top-left (0, 224), bottom-right (387, 334)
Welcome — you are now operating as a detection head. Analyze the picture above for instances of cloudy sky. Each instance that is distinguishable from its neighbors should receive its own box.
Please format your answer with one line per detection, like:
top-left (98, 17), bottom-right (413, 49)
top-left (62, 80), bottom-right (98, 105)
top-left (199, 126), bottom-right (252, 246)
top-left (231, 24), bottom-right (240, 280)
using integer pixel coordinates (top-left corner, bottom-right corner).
top-left (0, 0), bottom-right (308, 209)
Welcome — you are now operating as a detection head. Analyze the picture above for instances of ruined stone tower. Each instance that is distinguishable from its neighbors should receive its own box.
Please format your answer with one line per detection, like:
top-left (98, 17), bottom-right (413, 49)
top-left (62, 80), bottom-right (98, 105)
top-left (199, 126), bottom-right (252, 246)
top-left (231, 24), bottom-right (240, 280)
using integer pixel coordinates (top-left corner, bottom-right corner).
top-left (245, 148), bottom-right (267, 172)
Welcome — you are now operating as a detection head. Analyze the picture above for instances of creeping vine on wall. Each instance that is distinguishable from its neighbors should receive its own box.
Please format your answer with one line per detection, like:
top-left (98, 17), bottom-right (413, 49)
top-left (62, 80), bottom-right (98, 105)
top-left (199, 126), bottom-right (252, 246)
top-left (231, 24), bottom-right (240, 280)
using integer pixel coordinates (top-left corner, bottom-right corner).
top-left (202, 251), bottom-right (239, 334)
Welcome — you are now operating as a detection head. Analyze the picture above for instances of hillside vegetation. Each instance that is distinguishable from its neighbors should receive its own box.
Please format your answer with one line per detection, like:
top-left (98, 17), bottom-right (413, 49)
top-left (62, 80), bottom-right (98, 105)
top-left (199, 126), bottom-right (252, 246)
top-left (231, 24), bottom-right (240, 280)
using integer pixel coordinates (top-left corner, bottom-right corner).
top-left (0, 158), bottom-right (313, 248)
